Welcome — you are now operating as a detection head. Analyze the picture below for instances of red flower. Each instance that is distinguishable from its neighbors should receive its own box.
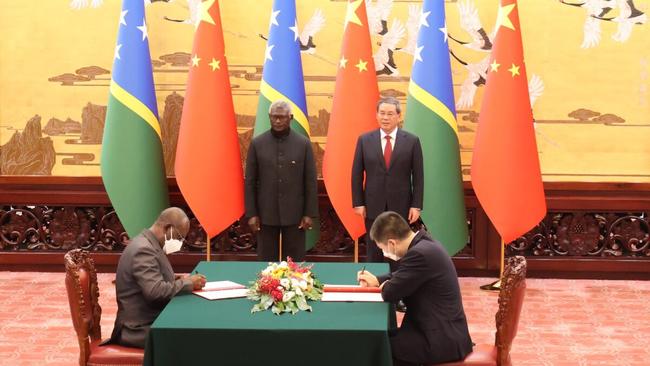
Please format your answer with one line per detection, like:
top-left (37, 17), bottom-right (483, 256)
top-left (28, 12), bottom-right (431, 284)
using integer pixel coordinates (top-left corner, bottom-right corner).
top-left (271, 289), bottom-right (283, 302)
top-left (287, 257), bottom-right (298, 271)
top-left (258, 275), bottom-right (280, 294)
top-left (287, 257), bottom-right (312, 273)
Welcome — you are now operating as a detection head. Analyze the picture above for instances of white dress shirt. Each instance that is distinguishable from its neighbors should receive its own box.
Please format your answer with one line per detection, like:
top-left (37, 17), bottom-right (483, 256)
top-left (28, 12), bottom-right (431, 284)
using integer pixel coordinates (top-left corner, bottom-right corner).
top-left (380, 128), bottom-right (398, 154)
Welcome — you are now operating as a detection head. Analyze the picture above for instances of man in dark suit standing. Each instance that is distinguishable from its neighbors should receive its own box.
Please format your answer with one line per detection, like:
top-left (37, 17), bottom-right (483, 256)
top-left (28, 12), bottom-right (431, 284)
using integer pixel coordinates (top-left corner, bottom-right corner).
top-left (352, 96), bottom-right (424, 263)
top-left (245, 100), bottom-right (318, 261)
top-left (358, 211), bottom-right (473, 365)
top-left (108, 207), bottom-right (206, 348)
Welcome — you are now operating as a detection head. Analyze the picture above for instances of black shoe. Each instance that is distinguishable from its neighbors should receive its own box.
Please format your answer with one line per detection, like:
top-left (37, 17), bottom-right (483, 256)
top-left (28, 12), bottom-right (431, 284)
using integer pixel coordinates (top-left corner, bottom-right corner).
top-left (396, 300), bottom-right (407, 313)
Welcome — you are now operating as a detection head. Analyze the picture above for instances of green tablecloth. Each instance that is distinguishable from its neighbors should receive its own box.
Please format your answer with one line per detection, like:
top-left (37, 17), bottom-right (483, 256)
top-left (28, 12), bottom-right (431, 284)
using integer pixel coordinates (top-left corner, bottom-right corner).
top-left (143, 261), bottom-right (395, 366)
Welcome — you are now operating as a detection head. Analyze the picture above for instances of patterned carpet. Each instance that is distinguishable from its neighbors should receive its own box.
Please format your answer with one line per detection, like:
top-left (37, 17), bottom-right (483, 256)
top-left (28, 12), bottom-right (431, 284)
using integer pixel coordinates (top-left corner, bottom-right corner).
top-left (0, 271), bottom-right (649, 366)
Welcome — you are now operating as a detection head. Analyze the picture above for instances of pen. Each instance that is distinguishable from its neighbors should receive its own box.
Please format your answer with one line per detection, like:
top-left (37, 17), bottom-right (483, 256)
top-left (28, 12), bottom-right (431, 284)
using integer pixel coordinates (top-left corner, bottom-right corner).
top-left (360, 265), bottom-right (366, 274)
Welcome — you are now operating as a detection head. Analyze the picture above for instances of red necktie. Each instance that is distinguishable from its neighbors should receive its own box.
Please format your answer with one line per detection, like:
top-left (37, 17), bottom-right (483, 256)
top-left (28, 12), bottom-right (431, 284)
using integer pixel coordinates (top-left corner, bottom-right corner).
top-left (384, 135), bottom-right (392, 168)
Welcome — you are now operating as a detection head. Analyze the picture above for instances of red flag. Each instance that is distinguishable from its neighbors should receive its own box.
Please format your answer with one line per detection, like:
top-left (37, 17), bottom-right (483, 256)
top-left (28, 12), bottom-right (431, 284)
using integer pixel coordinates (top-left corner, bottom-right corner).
top-left (175, 0), bottom-right (244, 237)
top-left (322, 0), bottom-right (379, 239)
top-left (471, 0), bottom-right (546, 244)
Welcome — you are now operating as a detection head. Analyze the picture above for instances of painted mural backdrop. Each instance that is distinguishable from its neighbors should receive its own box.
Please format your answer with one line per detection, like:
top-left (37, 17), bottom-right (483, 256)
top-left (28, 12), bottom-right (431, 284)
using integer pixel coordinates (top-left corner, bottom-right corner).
top-left (0, 0), bottom-right (648, 181)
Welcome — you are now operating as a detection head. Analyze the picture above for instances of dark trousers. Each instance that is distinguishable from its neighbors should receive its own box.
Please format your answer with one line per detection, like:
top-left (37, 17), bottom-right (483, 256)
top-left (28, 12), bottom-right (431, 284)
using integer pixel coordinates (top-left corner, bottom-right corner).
top-left (364, 217), bottom-right (398, 272)
top-left (392, 359), bottom-right (419, 366)
top-left (365, 217), bottom-right (385, 263)
top-left (256, 224), bottom-right (305, 262)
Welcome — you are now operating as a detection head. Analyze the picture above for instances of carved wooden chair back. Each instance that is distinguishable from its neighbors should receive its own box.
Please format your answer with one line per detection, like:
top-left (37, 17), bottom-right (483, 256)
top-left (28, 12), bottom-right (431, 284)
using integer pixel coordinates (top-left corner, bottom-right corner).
top-left (495, 255), bottom-right (527, 365)
top-left (64, 249), bottom-right (102, 365)
top-left (430, 256), bottom-right (527, 366)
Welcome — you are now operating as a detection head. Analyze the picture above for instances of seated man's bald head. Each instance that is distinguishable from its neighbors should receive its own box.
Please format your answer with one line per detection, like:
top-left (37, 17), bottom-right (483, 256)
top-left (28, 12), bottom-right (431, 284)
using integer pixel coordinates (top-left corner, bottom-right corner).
top-left (154, 207), bottom-right (190, 238)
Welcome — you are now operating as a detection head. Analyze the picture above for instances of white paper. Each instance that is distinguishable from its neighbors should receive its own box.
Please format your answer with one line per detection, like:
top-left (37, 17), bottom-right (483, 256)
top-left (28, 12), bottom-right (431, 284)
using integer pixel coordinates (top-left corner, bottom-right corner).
top-left (201, 280), bottom-right (246, 291)
top-left (321, 292), bottom-right (384, 302)
top-left (193, 288), bottom-right (248, 300)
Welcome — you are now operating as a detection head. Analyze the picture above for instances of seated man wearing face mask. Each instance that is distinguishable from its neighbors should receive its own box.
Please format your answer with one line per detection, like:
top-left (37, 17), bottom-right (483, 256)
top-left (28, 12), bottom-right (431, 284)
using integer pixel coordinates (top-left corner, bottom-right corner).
top-left (105, 207), bottom-right (206, 348)
top-left (357, 211), bottom-right (473, 366)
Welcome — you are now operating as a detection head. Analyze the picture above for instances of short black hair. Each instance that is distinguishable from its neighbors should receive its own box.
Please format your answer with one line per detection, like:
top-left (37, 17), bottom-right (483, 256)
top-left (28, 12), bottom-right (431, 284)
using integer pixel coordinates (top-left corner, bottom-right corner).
top-left (376, 96), bottom-right (401, 114)
top-left (369, 211), bottom-right (411, 244)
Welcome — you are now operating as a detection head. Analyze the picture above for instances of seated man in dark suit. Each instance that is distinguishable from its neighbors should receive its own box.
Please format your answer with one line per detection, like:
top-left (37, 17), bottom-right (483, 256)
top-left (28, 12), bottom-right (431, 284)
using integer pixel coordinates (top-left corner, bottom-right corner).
top-left (357, 211), bottom-right (473, 365)
top-left (106, 207), bottom-right (206, 348)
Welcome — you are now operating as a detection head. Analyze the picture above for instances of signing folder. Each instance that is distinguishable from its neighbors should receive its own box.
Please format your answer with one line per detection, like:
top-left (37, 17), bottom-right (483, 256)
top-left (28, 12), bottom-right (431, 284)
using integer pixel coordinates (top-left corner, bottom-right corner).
top-left (321, 285), bottom-right (384, 302)
top-left (193, 281), bottom-right (248, 300)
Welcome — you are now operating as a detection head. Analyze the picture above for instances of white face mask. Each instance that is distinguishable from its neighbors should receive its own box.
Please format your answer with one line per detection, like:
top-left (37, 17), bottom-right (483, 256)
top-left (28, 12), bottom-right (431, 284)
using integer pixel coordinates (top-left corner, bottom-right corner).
top-left (163, 227), bottom-right (183, 254)
top-left (381, 241), bottom-right (400, 261)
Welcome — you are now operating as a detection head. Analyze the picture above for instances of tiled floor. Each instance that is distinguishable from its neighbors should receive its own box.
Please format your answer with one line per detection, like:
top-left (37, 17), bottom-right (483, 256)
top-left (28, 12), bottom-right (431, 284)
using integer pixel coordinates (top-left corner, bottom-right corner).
top-left (1, 271), bottom-right (649, 365)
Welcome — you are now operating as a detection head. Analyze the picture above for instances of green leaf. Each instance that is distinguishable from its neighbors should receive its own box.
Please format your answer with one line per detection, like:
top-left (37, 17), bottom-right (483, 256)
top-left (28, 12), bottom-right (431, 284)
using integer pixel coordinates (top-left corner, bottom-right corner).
top-left (288, 302), bottom-right (299, 313)
top-left (251, 303), bottom-right (265, 313)
top-left (262, 296), bottom-right (274, 309)
top-left (296, 297), bottom-right (311, 311)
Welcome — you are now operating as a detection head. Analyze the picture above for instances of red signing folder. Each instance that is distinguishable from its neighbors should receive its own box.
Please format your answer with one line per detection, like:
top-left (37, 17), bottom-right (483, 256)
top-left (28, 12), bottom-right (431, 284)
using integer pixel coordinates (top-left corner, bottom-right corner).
top-left (321, 285), bottom-right (384, 302)
top-left (323, 285), bottom-right (382, 293)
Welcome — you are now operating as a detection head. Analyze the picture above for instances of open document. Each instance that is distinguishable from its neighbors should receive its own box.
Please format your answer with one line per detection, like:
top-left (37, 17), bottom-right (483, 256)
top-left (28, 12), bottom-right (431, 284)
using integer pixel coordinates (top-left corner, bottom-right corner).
top-left (321, 284), bottom-right (384, 302)
top-left (193, 281), bottom-right (248, 300)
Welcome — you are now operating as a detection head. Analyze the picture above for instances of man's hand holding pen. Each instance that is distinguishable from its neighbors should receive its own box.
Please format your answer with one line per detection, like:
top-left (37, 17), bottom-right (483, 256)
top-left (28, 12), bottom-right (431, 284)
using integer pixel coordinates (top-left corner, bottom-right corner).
top-left (188, 270), bottom-right (207, 290)
top-left (357, 266), bottom-right (380, 288)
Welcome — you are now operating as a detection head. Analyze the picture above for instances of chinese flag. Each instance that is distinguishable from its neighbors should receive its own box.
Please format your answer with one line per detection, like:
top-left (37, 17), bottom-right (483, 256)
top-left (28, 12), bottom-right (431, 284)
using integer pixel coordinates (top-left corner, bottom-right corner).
top-left (322, 0), bottom-right (379, 239)
top-left (471, 0), bottom-right (546, 244)
top-left (175, 0), bottom-right (244, 237)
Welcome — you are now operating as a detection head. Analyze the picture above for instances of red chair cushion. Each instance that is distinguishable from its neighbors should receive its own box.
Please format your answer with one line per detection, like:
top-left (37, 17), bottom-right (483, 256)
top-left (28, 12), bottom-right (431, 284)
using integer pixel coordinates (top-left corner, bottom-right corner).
top-left (432, 344), bottom-right (497, 366)
top-left (87, 340), bottom-right (144, 365)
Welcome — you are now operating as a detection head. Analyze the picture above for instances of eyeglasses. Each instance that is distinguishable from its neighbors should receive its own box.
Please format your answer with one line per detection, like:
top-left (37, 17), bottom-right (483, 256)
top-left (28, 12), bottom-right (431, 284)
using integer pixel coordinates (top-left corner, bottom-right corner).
top-left (169, 226), bottom-right (187, 242)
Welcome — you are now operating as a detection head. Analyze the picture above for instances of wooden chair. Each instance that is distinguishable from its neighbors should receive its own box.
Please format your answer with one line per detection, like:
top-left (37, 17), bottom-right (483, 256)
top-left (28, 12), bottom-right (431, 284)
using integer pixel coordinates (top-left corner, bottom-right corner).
top-left (434, 256), bottom-right (528, 366)
top-left (64, 249), bottom-right (144, 366)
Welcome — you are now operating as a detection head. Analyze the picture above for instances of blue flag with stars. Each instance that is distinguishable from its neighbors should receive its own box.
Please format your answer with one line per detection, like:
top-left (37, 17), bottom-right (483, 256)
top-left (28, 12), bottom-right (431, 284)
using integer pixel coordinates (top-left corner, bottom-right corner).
top-left (101, 0), bottom-right (169, 237)
top-left (253, 0), bottom-right (310, 138)
top-left (403, 0), bottom-right (468, 255)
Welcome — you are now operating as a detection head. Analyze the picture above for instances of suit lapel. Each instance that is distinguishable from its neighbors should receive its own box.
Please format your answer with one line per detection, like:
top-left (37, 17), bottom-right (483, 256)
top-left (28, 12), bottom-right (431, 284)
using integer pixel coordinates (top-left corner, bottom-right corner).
top-left (371, 129), bottom-right (387, 171)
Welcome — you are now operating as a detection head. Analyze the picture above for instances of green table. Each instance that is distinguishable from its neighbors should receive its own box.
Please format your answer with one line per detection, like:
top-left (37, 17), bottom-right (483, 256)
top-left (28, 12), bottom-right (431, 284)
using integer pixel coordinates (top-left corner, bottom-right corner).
top-left (143, 261), bottom-right (395, 366)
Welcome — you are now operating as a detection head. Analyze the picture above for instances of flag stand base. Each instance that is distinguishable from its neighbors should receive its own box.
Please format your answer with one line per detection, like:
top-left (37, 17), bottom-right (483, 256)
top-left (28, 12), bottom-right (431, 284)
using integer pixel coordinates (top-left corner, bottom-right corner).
top-left (481, 239), bottom-right (505, 291)
top-left (480, 279), bottom-right (501, 291)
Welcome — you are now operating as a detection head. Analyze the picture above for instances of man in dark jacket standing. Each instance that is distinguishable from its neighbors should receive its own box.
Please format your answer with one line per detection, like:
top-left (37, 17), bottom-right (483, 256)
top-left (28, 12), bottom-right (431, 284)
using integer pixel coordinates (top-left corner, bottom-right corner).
top-left (245, 100), bottom-right (318, 261)
top-left (352, 96), bottom-right (424, 263)
top-left (358, 211), bottom-right (473, 365)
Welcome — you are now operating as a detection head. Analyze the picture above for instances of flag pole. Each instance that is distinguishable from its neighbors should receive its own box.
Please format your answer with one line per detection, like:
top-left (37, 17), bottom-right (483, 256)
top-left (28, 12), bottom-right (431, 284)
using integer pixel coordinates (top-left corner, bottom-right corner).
top-left (206, 230), bottom-right (211, 262)
top-left (480, 239), bottom-right (504, 291)
top-left (500, 239), bottom-right (505, 276)
top-left (279, 233), bottom-right (283, 262)
top-left (354, 238), bottom-right (359, 263)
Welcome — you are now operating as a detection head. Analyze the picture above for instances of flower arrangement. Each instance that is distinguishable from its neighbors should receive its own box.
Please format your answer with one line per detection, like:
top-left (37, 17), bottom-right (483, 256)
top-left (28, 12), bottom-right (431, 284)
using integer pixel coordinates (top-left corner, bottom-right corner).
top-left (247, 257), bottom-right (323, 315)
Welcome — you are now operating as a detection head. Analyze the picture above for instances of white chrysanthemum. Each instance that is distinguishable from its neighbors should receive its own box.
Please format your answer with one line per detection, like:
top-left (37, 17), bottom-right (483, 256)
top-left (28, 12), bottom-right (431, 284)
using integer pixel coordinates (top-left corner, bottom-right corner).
top-left (279, 261), bottom-right (288, 268)
top-left (283, 291), bottom-right (295, 302)
top-left (280, 278), bottom-right (291, 289)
